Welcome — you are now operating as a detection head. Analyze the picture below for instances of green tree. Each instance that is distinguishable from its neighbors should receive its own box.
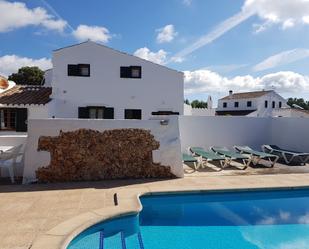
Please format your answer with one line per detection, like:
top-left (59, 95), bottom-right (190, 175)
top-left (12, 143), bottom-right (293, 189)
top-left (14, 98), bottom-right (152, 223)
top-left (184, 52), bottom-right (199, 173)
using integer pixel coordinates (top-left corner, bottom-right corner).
top-left (8, 66), bottom-right (44, 85)
top-left (191, 99), bottom-right (208, 108)
top-left (287, 98), bottom-right (309, 110)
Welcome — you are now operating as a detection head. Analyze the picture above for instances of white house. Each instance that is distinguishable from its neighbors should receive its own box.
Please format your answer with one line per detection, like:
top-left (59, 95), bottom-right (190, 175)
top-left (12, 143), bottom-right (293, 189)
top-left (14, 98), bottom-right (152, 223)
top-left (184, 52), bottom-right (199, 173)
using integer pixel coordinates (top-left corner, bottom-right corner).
top-left (216, 90), bottom-right (289, 117)
top-left (48, 41), bottom-right (184, 120)
top-left (0, 41), bottom-right (184, 132)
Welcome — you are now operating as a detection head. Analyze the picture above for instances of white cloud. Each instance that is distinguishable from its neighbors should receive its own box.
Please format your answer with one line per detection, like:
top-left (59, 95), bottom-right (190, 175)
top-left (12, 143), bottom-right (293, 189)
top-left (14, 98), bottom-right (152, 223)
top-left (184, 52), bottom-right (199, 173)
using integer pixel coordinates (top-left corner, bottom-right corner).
top-left (244, 0), bottom-right (309, 32)
top-left (0, 55), bottom-right (52, 77)
top-left (0, 0), bottom-right (67, 32)
top-left (171, 0), bottom-right (309, 62)
top-left (156, 24), bottom-right (178, 43)
top-left (184, 69), bottom-right (309, 95)
top-left (72, 25), bottom-right (111, 43)
top-left (253, 49), bottom-right (309, 72)
top-left (134, 47), bottom-right (167, 65)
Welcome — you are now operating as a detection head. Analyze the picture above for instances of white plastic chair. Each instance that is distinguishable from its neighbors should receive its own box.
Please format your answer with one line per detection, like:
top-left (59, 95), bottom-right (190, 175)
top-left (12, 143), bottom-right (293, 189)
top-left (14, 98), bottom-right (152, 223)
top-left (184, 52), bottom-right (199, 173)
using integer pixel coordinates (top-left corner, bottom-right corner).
top-left (0, 144), bottom-right (23, 183)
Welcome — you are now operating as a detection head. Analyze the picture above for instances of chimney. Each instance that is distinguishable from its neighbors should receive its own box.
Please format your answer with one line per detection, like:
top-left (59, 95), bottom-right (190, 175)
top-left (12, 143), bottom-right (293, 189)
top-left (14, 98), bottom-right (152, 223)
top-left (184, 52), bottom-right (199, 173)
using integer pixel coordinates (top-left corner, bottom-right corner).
top-left (229, 90), bottom-right (233, 98)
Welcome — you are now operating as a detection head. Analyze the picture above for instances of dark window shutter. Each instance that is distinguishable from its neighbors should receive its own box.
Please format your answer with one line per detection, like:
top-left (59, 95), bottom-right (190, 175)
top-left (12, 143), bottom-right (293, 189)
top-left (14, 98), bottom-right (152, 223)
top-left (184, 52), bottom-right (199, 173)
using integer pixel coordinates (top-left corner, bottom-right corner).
top-left (68, 65), bottom-right (79, 76)
top-left (104, 107), bottom-right (114, 119)
top-left (78, 107), bottom-right (89, 119)
top-left (120, 67), bottom-right (131, 78)
top-left (16, 108), bottom-right (28, 132)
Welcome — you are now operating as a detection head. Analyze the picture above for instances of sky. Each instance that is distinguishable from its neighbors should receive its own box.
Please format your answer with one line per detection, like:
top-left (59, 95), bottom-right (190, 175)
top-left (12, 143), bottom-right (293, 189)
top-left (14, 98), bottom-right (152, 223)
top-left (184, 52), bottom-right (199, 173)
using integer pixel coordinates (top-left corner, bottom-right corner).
top-left (0, 0), bottom-right (309, 102)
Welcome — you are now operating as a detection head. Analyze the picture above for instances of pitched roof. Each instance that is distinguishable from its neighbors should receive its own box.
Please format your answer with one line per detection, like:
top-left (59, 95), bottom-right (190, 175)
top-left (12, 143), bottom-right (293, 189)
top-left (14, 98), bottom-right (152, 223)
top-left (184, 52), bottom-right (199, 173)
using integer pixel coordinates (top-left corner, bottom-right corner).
top-left (0, 85), bottom-right (52, 105)
top-left (220, 90), bottom-right (273, 100)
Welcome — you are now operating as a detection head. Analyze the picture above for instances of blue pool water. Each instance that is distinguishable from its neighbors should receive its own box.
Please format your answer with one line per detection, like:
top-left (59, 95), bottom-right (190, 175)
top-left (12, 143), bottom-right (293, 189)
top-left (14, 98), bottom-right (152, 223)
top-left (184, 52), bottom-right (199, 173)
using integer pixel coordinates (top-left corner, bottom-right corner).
top-left (68, 189), bottom-right (309, 249)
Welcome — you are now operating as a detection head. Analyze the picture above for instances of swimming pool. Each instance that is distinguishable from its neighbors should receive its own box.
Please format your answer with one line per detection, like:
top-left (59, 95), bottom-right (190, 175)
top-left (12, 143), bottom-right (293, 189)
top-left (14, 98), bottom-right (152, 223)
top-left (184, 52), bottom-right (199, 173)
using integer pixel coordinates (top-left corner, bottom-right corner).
top-left (67, 188), bottom-right (309, 249)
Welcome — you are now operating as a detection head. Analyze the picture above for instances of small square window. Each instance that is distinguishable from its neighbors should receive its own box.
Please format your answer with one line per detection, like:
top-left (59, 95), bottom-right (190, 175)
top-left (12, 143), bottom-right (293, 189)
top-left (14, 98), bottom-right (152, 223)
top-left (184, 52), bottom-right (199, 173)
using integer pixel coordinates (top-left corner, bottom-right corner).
top-left (234, 102), bottom-right (239, 108)
top-left (125, 109), bottom-right (142, 119)
top-left (223, 102), bottom-right (227, 108)
top-left (67, 64), bottom-right (90, 77)
top-left (247, 101), bottom-right (252, 107)
top-left (120, 66), bottom-right (142, 78)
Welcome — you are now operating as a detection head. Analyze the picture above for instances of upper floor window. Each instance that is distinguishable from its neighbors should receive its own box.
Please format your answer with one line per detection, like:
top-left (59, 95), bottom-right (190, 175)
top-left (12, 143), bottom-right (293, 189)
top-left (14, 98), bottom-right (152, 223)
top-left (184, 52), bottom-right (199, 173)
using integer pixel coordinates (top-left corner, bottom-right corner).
top-left (279, 101), bottom-right (282, 108)
top-left (265, 100), bottom-right (268, 108)
top-left (272, 101), bottom-right (275, 108)
top-left (234, 102), bottom-right (239, 108)
top-left (68, 64), bottom-right (90, 77)
top-left (120, 66), bottom-right (142, 79)
top-left (247, 101), bottom-right (252, 107)
top-left (223, 102), bottom-right (227, 108)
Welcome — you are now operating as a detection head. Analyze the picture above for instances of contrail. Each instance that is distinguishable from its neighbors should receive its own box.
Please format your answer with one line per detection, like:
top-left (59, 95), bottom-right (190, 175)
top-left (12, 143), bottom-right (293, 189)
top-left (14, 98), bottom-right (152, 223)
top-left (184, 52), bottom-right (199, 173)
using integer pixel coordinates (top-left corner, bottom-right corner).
top-left (40, 0), bottom-right (74, 32)
top-left (169, 9), bottom-right (255, 63)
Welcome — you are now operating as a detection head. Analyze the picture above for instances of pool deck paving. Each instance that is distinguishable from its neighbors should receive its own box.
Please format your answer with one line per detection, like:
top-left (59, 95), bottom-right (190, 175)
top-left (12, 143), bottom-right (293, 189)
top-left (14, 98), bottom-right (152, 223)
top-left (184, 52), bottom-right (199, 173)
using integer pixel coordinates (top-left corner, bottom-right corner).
top-left (1, 166), bottom-right (309, 249)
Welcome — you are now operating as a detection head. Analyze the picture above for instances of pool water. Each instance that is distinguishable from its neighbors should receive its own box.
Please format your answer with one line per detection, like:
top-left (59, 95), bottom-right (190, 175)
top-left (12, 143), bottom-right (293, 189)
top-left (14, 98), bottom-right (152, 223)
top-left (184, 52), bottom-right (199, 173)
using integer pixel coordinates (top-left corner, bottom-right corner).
top-left (68, 189), bottom-right (309, 249)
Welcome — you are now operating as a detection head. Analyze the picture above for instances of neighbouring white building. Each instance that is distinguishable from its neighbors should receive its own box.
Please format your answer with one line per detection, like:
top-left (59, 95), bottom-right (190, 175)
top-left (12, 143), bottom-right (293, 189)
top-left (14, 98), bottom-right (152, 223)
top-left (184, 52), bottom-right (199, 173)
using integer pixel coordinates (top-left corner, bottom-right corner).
top-left (0, 41), bottom-right (184, 132)
top-left (216, 90), bottom-right (289, 117)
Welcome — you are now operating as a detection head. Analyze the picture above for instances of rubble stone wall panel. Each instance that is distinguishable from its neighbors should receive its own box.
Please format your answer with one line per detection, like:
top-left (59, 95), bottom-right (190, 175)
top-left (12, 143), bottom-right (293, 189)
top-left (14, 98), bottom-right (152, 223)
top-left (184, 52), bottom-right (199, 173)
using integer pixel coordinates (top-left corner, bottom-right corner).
top-left (36, 128), bottom-right (175, 182)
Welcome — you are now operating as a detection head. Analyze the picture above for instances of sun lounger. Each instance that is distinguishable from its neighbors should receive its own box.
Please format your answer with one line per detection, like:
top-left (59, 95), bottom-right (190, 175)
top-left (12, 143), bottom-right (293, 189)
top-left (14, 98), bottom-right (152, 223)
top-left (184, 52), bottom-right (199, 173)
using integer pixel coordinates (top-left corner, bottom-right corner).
top-left (210, 146), bottom-right (251, 170)
top-left (182, 153), bottom-right (201, 170)
top-left (234, 145), bottom-right (279, 167)
top-left (262, 145), bottom-right (309, 166)
top-left (189, 147), bottom-right (227, 169)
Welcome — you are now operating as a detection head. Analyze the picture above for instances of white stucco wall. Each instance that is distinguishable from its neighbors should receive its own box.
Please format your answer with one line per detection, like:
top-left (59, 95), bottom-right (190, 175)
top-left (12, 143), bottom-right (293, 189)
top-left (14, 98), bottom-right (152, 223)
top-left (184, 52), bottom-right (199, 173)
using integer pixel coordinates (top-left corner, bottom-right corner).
top-left (179, 116), bottom-right (272, 152)
top-left (22, 116), bottom-right (183, 183)
top-left (272, 108), bottom-right (309, 118)
top-left (191, 108), bottom-right (216, 116)
top-left (28, 105), bottom-right (49, 119)
top-left (43, 69), bottom-right (53, 87)
top-left (270, 118), bottom-right (309, 152)
top-left (50, 41), bottom-right (184, 120)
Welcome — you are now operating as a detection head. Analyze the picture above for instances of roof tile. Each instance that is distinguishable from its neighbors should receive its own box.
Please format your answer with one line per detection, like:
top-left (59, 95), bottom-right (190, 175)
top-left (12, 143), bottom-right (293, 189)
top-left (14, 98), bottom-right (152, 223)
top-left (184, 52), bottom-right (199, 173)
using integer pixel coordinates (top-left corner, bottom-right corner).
top-left (0, 85), bottom-right (52, 105)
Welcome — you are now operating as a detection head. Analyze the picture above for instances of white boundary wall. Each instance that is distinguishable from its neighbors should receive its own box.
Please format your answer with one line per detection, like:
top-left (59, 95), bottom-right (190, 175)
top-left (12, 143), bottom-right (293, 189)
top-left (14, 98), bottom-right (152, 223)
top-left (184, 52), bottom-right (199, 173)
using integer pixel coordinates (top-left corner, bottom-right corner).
top-left (23, 116), bottom-right (183, 183)
top-left (270, 118), bottom-right (309, 152)
top-left (179, 116), bottom-right (271, 152)
top-left (179, 116), bottom-right (309, 153)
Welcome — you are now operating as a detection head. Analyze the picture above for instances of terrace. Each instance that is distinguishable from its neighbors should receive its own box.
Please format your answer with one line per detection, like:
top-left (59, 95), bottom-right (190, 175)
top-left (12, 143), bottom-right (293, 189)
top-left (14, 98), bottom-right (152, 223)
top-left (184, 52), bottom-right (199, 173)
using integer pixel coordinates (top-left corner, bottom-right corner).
top-left (0, 115), bottom-right (309, 248)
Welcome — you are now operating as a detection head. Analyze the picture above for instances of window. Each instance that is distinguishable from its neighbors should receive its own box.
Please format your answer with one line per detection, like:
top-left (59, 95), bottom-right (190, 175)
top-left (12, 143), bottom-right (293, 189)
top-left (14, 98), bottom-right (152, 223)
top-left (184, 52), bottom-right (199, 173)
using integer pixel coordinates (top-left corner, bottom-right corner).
top-left (265, 100), bottom-right (268, 108)
top-left (272, 101), bottom-right (275, 108)
top-left (247, 101), bottom-right (252, 107)
top-left (279, 102), bottom-right (282, 108)
top-left (120, 66), bottom-right (142, 79)
top-left (125, 109), bottom-right (142, 119)
top-left (223, 102), bottom-right (227, 108)
top-left (0, 108), bottom-right (27, 132)
top-left (68, 64), bottom-right (90, 77)
top-left (78, 107), bottom-right (114, 119)
top-left (234, 102), bottom-right (239, 108)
